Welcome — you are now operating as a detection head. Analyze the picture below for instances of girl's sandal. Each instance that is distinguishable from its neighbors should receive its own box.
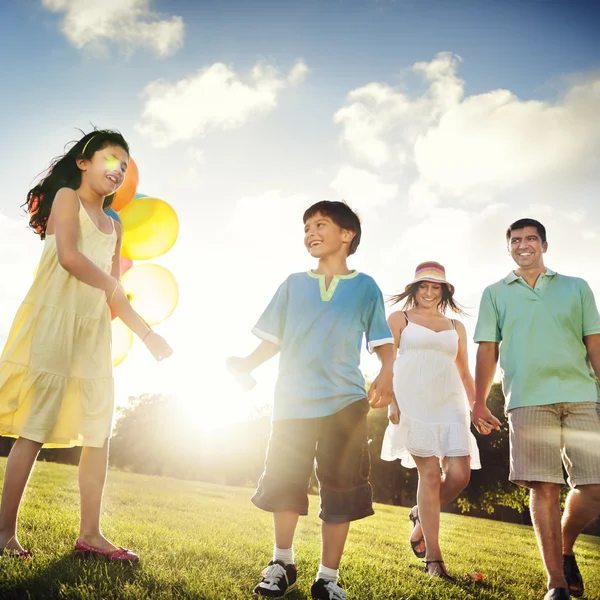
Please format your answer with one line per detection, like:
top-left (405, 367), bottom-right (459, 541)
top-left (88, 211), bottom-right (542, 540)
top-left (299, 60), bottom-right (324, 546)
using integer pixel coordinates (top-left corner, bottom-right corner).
top-left (74, 538), bottom-right (139, 563)
top-left (409, 505), bottom-right (426, 558)
top-left (0, 548), bottom-right (32, 560)
top-left (425, 560), bottom-right (456, 584)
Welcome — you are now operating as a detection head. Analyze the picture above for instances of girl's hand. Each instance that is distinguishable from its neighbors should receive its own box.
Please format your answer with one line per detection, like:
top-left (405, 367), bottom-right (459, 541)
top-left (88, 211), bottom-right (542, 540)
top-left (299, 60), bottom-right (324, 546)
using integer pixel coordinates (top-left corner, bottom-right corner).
top-left (143, 331), bottom-right (173, 361)
top-left (388, 401), bottom-right (400, 425)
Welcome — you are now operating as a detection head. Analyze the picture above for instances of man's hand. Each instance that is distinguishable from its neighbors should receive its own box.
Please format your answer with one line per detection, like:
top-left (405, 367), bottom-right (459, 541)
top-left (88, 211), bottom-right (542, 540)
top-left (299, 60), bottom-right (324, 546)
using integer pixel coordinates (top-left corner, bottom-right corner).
top-left (368, 367), bottom-right (393, 408)
top-left (471, 402), bottom-right (502, 435)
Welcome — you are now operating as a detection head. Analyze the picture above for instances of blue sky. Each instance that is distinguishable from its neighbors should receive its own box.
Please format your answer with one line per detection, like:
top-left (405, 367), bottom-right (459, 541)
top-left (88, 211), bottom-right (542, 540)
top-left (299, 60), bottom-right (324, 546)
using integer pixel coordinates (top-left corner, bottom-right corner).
top-left (1, 0), bottom-right (599, 425)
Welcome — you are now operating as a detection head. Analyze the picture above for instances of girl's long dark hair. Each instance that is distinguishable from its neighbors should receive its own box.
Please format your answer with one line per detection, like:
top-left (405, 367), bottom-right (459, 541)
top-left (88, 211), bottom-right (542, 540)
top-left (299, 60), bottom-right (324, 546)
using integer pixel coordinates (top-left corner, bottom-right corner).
top-left (24, 129), bottom-right (129, 239)
top-left (388, 281), bottom-right (466, 315)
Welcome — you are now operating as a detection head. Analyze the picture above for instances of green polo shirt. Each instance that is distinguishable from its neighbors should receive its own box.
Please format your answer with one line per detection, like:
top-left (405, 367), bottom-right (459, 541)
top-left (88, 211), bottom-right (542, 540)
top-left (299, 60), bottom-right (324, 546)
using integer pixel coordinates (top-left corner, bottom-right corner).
top-left (474, 269), bottom-right (600, 411)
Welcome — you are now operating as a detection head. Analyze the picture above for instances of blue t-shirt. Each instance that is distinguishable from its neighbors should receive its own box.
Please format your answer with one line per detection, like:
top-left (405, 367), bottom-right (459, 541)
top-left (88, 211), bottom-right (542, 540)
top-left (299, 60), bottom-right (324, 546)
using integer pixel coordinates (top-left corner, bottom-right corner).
top-left (253, 271), bottom-right (394, 421)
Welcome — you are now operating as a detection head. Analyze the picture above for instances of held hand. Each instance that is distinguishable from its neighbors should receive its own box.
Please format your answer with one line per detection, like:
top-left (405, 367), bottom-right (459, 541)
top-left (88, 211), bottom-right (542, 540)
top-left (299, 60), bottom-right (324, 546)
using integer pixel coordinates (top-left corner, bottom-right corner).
top-left (143, 331), bottom-right (173, 361)
top-left (388, 401), bottom-right (400, 425)
top-left (368, 368), bottom-right (393, 408)
top-left (471, 403), bottom-right (502, 435)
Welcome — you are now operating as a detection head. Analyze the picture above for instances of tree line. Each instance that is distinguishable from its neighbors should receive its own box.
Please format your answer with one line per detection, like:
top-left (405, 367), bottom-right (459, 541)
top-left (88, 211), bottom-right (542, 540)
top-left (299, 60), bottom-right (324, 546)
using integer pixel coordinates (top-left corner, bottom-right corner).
top-left (0, 383), bottom-right (597, 535)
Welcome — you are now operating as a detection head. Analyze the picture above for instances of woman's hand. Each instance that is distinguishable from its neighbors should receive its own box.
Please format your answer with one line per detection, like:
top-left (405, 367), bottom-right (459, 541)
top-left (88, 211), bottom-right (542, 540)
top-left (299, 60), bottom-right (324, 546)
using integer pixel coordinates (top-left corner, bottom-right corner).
top-left (388, 401), bottom-right (400, 425)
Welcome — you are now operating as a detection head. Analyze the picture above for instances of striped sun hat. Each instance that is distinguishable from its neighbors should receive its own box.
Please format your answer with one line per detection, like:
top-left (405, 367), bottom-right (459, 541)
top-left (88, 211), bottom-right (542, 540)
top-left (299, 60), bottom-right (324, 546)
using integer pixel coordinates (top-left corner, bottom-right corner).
top-left (405, 261), bottom-right (455, 293)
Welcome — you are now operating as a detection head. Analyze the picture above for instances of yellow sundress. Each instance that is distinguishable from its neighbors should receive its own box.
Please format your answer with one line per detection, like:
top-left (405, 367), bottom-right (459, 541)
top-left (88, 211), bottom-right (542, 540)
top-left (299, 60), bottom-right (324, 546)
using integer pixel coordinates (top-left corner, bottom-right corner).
top-left (0, 201), bottom-right (117, 448)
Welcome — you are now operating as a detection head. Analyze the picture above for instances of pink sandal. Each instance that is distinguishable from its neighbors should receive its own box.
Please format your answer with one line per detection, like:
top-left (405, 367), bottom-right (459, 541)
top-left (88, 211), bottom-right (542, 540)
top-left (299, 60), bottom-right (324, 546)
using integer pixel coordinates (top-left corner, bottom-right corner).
top-left (0, 548), bottom-right (32, 560)
top-left (74, 538), bottom-right (139, 563)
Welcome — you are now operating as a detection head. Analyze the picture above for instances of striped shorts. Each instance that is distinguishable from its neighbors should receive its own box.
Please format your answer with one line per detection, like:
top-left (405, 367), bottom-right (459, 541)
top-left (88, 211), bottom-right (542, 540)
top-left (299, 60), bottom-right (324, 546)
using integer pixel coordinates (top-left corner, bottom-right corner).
top-left (508, 402), bottom-right (600, 488)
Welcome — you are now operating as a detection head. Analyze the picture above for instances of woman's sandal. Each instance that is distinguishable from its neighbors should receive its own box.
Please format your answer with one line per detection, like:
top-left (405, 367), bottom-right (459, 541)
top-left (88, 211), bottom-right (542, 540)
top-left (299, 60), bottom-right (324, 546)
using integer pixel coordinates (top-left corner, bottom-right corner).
top-left (409, 505), bottom-right (426, 559)
top-left (425, 560), bottom-right (456, 584)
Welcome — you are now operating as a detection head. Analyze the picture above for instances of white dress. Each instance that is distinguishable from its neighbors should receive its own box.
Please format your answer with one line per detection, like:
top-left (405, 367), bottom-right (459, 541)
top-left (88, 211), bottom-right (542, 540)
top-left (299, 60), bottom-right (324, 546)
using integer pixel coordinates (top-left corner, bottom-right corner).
top-left (380, 315), bottom-right (481, 469)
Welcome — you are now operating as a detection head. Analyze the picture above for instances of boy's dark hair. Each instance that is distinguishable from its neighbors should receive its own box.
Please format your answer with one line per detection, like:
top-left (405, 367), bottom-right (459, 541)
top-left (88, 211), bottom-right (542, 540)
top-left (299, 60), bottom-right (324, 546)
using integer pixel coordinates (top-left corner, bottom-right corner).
top-left (303, 200), bottom-right (362, 256)
top-left (388, 282), bottom-right (466, 315)
top-left (23, 128), bottom-right (130, 239)
top-left (506, 218), bottom-right (547, 244)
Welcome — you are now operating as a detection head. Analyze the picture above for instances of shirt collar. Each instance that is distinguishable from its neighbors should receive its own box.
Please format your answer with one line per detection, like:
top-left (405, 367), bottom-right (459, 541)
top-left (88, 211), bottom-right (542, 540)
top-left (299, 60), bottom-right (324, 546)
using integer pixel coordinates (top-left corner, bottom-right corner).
top-left (503, 268), bottom-right (557, 285)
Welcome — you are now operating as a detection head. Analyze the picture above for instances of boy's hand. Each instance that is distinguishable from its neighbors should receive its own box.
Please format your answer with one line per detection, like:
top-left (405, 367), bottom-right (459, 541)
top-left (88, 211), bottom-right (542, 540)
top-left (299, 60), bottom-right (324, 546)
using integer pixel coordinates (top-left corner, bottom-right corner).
top-left (368, 367), bottom-right (393, 408)
top-left (143, 331), bottom-right (173, 361)
top-left (226, 356), bottom-right (251, 374)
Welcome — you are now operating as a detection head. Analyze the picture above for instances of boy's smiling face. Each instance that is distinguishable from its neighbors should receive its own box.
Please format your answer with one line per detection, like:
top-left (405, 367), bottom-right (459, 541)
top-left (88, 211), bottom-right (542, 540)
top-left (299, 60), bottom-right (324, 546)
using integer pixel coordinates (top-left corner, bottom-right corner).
top-left (303, 211), bottom-right (354, 258)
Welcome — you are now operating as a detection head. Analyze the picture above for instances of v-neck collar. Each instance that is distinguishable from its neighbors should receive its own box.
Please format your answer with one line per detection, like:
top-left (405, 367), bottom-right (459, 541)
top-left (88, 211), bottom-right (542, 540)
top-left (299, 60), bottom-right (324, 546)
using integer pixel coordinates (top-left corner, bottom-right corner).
top-left (307, 270), bottom-right (359, 302)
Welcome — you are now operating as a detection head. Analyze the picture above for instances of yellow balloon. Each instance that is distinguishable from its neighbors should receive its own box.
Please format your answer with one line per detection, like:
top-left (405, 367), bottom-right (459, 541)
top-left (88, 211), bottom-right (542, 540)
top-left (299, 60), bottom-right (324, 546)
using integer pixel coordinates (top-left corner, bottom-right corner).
top-left (112, 318), bottom-right (133, 367)
top-left (119, 197), bottom-right (179, 260)
top-left (121, 264), bottom-right (179, 326)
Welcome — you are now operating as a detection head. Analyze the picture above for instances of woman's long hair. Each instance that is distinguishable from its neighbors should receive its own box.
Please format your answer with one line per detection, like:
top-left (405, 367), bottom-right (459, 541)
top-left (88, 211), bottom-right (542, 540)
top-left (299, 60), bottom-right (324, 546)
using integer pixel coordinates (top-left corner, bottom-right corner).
top-left (388, 281), bottom-right (466, 315)
top-left (24, 129), bottom-right (129, 239)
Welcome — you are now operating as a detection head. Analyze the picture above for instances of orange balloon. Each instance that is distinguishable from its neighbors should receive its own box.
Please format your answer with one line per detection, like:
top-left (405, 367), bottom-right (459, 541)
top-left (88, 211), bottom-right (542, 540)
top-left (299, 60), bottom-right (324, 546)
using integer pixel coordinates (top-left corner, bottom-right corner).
top-left (112, 157), bottom-right (139, 212)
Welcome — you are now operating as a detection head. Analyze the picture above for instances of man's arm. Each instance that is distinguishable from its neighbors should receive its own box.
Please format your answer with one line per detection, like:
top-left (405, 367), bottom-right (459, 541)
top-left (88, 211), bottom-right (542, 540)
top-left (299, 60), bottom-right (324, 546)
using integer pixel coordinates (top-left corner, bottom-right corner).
top-left (584, 334), bottom-right (600, 379)
top-left (473, 342), bottom-right (502, 434)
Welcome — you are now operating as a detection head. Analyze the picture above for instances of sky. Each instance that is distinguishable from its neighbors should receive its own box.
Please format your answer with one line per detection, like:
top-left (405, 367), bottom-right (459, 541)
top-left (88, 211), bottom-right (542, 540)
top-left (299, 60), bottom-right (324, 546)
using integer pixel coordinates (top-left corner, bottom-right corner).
top-left (1, 0), bottom-right (599, 428)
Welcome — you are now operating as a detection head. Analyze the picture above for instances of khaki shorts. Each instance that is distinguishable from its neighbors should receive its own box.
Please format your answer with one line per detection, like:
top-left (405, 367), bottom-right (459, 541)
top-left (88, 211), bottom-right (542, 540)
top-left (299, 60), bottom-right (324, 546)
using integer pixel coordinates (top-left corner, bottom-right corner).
top-left (508, 402), bottom-right (600, 488)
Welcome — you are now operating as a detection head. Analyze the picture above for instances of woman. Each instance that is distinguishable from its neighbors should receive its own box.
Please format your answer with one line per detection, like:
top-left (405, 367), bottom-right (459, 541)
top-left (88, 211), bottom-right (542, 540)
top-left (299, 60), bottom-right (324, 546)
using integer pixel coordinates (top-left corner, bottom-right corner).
top-left (381, 261), bottom-right (485, 582)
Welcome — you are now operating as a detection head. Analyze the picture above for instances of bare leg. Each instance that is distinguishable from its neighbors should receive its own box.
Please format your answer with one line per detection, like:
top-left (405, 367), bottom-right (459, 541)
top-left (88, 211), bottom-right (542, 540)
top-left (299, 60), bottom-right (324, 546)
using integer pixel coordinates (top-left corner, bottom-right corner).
top-left (562, 484), bottom-right (600, 554)
top-left (409, 456), bottom-right (471, 558)
top-left (273, 511), bottom-right (300, 551)
top-left (78, 440), bottom-right (117, 551)
top-left (530, 482), bottom-right (567, 590)
top-left (440, 456), bottom-right (471, 505)
top-left (413, 456), bottom-right (443, 561)
top-left (0, 438), bottom-right (42, 551)
top-left (321, 521), bottom-right (350, 570)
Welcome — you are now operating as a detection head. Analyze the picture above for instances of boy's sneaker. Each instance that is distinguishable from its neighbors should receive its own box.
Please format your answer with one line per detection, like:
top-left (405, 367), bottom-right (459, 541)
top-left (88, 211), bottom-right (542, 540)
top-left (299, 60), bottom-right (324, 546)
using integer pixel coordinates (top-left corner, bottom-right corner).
top-left (253, 560), bottom-right (298, 598)
top-left (310, 578), bottom-right (347, 600)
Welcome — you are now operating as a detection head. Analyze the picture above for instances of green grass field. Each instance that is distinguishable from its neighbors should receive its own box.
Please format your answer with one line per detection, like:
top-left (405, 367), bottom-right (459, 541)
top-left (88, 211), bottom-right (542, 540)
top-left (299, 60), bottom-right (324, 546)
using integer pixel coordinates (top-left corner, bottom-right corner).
top-left (0, 459), bottom-right (598, 600)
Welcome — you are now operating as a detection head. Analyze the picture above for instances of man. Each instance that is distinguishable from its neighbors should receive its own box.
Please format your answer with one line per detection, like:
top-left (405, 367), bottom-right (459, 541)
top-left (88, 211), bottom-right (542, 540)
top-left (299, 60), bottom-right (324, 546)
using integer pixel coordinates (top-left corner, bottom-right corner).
top-left (472, 218), bottom-right (600, 600)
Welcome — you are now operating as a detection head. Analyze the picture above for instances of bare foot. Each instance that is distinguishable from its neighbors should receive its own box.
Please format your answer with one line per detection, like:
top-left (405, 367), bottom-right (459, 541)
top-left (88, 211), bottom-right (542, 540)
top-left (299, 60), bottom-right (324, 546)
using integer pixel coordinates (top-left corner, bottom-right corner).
top-left (78, 533), bottom-right (118, 552)
top-left (0, 533), bottom-right (26, 553)
top-left (410, 521), bottom-right (426, 555)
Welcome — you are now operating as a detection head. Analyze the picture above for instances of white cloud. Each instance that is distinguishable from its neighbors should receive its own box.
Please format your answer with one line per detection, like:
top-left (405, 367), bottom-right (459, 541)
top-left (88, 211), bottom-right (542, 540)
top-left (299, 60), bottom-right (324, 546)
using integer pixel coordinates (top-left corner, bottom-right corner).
top-left (333, 52), bottom-right (600, 210)
top-left (0, 215), bottom-right (42, 344)
top-left (136, 60), bottom-right (309, 146)
top-left (41, 0), bottom-right (184, 57)
top-left (330, 166), bottom-right (398, 215)
top-left (287, 60), bottom-right (310, 86)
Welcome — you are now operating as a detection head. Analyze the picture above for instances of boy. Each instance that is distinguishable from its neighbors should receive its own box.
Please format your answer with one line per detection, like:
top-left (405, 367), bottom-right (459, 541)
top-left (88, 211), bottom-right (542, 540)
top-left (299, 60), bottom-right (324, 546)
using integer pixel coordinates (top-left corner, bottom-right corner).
top-left (227, 201), bottom-right (394, 599)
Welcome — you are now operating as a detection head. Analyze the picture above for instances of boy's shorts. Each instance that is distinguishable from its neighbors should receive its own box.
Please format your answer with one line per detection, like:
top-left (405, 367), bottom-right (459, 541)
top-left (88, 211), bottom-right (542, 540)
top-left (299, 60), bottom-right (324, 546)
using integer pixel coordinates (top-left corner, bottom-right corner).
top-left (508, 401), bottom-right (600, 488)
top-left (251, 399), bottom-right (374, 524)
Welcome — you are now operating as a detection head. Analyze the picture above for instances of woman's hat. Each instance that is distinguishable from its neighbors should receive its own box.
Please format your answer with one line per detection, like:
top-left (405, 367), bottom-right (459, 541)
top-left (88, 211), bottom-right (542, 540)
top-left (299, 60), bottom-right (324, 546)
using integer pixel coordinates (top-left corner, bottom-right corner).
top-left (405, 261), bottom-right (454, 293)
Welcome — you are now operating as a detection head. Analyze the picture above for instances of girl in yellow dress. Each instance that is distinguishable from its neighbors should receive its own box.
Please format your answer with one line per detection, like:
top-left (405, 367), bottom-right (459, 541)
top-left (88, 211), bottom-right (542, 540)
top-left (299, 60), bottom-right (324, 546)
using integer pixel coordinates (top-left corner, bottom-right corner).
top-left (0, 130), bottom-right (172, 561)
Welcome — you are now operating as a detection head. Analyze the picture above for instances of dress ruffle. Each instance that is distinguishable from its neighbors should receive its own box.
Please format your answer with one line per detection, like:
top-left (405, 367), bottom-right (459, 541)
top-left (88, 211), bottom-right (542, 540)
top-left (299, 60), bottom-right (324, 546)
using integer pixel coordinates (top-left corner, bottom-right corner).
top-left (381, 414), bottom-right (481, 469)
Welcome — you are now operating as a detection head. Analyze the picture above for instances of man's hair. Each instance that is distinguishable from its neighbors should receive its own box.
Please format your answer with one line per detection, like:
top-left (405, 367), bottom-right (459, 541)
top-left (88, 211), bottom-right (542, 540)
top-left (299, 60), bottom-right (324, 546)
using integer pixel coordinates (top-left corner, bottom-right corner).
top-left (303, 200), bottom-right (362, 256)
top-left (506, 218), bottom-right (547, 244)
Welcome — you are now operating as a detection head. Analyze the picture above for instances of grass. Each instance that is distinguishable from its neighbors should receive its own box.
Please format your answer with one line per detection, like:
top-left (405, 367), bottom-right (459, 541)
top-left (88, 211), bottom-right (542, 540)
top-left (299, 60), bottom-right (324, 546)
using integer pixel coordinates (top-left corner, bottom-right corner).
top-left (0, 459), bottom-right (599, 600)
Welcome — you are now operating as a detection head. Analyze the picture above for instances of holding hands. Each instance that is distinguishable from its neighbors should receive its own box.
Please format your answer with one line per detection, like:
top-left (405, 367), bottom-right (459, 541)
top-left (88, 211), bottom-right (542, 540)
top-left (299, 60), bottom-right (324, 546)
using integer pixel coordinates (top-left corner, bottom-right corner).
top-left (471, 403), bottom-right (502, 435)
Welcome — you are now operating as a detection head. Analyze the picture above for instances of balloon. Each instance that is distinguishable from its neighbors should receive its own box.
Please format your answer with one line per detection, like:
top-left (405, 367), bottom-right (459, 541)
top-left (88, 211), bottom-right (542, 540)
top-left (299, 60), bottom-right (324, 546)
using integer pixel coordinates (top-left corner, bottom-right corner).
top-left (112, 318), bottom-right (133, 367)
top-left (134, 193), bottom-right (148, 200)
top-left (119, 197), bottom-right (179, 261)
top-left (112, 157), bottom-right (139, 212)
top-left (106, 208), bottom-right (121, 223)
top-left (121, 264), bottom-right (179, 326)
